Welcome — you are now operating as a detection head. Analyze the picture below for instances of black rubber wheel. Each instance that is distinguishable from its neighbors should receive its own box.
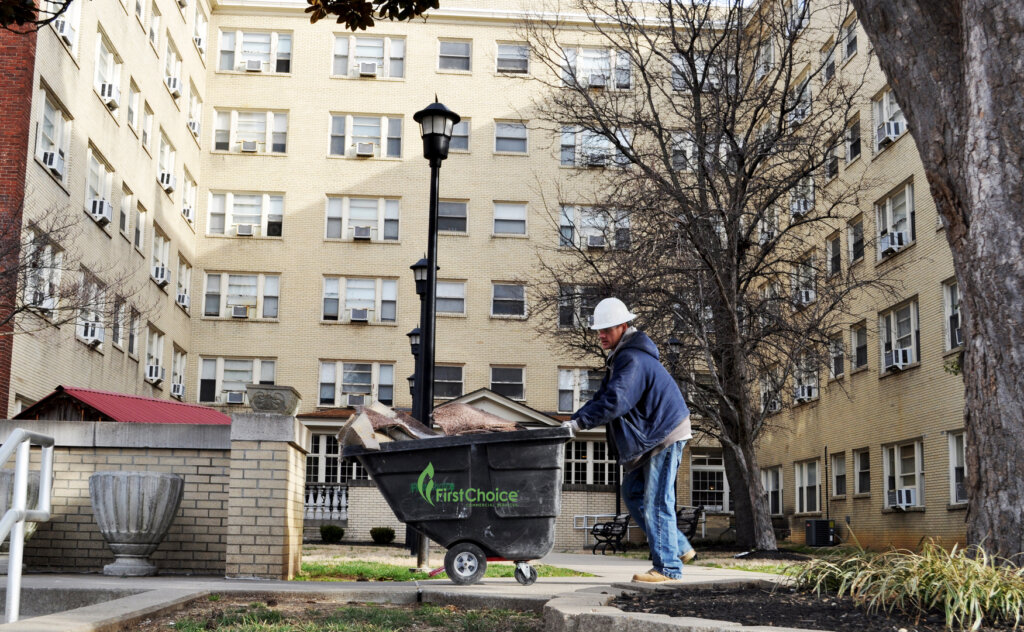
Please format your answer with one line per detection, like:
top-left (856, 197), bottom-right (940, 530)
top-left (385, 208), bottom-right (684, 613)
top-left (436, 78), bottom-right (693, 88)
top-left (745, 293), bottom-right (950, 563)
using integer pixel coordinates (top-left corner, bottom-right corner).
top-left (514, 563), bottom-right (538, 586)
top-left (444, 542), bottom-right (487, 585)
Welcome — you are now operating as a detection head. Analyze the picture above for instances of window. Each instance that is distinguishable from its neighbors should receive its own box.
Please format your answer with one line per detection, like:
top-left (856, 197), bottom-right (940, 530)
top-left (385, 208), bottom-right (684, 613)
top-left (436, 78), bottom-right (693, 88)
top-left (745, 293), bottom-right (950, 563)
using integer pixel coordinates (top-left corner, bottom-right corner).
top-left (146, 327), bottom-right (165, 374)
top-left (85, 146), bottom-right (114, 219)
top-left (77, 273), bottom-right (105, 347)
top-left (110, 297), bottom-right (123, 347)
top-left (558, 285), bottom-right (599, 328)
top-left (564, 441), bottom-right (615, 485)
top-left (133, 204), bottom-right (146, 250)
top-left (788, 0), bottom-right (808, 33)
top-left (673, 52), bottom-right (735, 93)
top-left (307, 435), bottom-right (368, 483)
top-left (118, 187), bottom-right (132, 237)
top-left (127, 308), bottom-right (139, 355)
top-left (824, 141), bottom-right (839, 179)
top-left (873, 87), bottom-right (907, 150)
top-left (944, 280), bottom-right (962, 349)
top-left (559, 127), bottom-right (632, 167)
top-left (761, 466), bottom-right (782, 514)
top-left (494, 121), bottom-right (527, 153)
top-left (827, 234), bottom-right (841, 276)
top-left (853, 448), bottom-right (870, 493)
top-left (851, 322), bottom-right (868, 370)
top-left (558, 368), bottom-right (603, 413)
top-left (438, 200), bottom-right (467, 232)
top-left (949, 431), bottom-right (967, 504)
top-left (37, 95), bottom-right (70, 180)
top-left (490, 366), bottom-right (524, 399)
top-left (450, 121), bottom-right (469, 152)
top-left (157, 132), bottom-right (175, 188)
top-left (151, 228), bottom-right (170, 281)
top-left (832, 453), bottom-right (847, 496)
top-left (790, 176), bottom-right (814, 217)
top-left (493, 202), bottom-right (526, 235)
top-left (559, 205), bottom-right (630, 249)
top-left (213, 109), bottom-right (287, 153)
top-left (142, 103), bottom-right (154, 150)
top-left (218, 30), bottom-right (291, 72)
top-left (319, 361), bottom-right (394, 407)
top-left (829, 335), bottom-right (845, 379)
top-left (795, 460), bottom-right (819, 513)
top-left (324, 196), bottom-right (399, 240)
top-left (690, 451), bottom-right (730, 512)
top-left (193, 5), bottom-right (208, 56)
top-left (884, 440), bottom-right (923, 508)
top-left (333, 35), bottom-right (405, 77)
top-left (329, 114), bottom-right (402, 158)
top-left (792, 355), bottom-right (818, 402)
top-left (880, 300), bottom-right (919, 369)
top-left (845, 119), bottom-right (861, 163)
top-left (23, 234), bottom-right (62, 312)
top-left (788, 77), bottom-right (811, 125)
top-left (177, 257), bottom-right (192, 308)
top-left (842, 18), bottom-right (858, 60)
top-left (171, 348), bottom-right (186, 397)
top-left (848, 216), bottom-right (864, 262)
top-left (134, 0), bottom-right (145, 23)
top-left (187, 84), bottom-right (202, 137)
top-left (198, 357), bottom-right (276, 403)
top-left (434, 365), bottom-right (463, 398)
top-left (437, 281), bottom-right (465, 315)
top-left (757, 206), bottom-right (778, 246)
top-left (203, 272), bottom-right (280, 319)
top-left (181, 171), bottom-right (197, 225)
top-left (821, 41), bottom-right (836, 83)
top-left (496, 43), bottom-right (529, 74)
top-left (491, 283), bottom-right (525, 317)
top-left (126, 82), bottom-right (140, 130)
top-left (321, 277), bottom-right (396, 323)
top-left (438, 40), bottom-right (471, 71)
top-left (164, 41), bottom-right (182, 97)
top-left (94, 33), bottom-right (123, 105)
top-left (561, 46), bottom-right (630, 89)
top-left (208, 192), bottom-right (285, 237)
top-left (47, 0), bottom-right (80, 51)
top-left (760, 372), bottom-right (781, 413)
top-left (793, 254), bottom-right (816, 305)
top-left (755, 39), bottom-right (774, 82)
top-left (876, 182), bottom-right (915, 257)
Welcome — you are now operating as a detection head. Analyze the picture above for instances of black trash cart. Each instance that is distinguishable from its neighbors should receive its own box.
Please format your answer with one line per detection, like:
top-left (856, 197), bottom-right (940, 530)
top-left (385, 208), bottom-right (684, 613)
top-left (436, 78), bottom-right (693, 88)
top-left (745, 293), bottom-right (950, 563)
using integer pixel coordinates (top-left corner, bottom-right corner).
top-left (343, 426), bottom-right (572, 585)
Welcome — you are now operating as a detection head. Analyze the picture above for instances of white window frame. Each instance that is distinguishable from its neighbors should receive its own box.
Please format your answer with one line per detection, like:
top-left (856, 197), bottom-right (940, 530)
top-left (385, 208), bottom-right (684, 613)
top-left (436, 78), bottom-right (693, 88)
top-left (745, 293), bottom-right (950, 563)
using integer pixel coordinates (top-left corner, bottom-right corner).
top-left (76, 273), bottom-right (105, 347)
top-left (333, 34), bottom-right (405, 78)
top-left (218, 29), bottom-right (291, 73)
top-left (151, 228), bottom-right (170, 276)
top-left (564, 440), bottom-right (616, 485)
top-left (821, 40), bottom-right (836, 83)
top-left (126, 307), bottom-right (140, 356)
top-left (438, 39), bottom-right (471, 71)
top-left (146, 327), bottom-right (165, 375)
top-left (47, 0), bottom-right (80, 53)
top-left (873, 87), bottom-right (907, 151)
top-left (203, 272), bottom-right (280, 319)
top-left (948, 431), bottom-right (967, 504)
top-left (436, 281), bottom-right (466, 315)
top-left (328, 113), bottom-right (402, 158)
top-left (943, 280), bottom-right (962, 350)
top-left (85, 146), bottom-right (114, 218)
top-left (879, 300), bottom-right (919, 370)
top-left (141, 103), bottom-right (154, 151)
top-left (177, 257), bottom-right (192, 309)
top-left (557, 368), bottom-right (602, 413)
top-left (690, 450), bottom-right (731, 512)
top-left (875, 182), bottom-right (915, 258)
top-left (318, 360), bottom-right (395, 407)
top-left (208, 192), bottom-right (284, 237)
top-left (23, 233), bottom-right (62, 313)
top-left (324, 196), bottom-right (399, 240)
top-left (118, 186), bottom-right (133, 237)
top-left (761, 466), bottom-right (783, 515)
top-left (490, 366), bottom-right (525, 400)
top-left (187, 84), bottom-right (202, 136)
top-left (171, 348), bottom-right (186, 397)
top-left (433, 364), bottom-right (464, 399)
top-left (198, 357), bottom-right (276, 403)
top-left (157, 132), bottom-right (175, 187)
top-left (828, 335), bottom-right (845, 379)
top-left (494, 121), bottom-right (527, 154)
top-left (193, 4), bottom-right (208, 58)
top-left (791, 176), bottom-right (815, 216)
top-left (133, 204), bottom-right (146, 251)
top-left (490, 283), bottom-right (526, 318)
top-left (848, 216), bottom-right (865, 262)
top-left (493, 202), bottom-right (526, 235)
top-left (558, 284), bottom-right (599, 329)
top-left (883, 439), bottom-right (923, 508)
top-left (842, 18), bottom-right (858, 60)
top-left (826, 233), bottom-right (842, 276)
top-left (164, 39), bottom-right (182, 96)
top-left (755, 39), bottom-right (774, 82)
top-left (845, 118), bottom-right (861, 163)
top-left (853, 448), bottom-right (870, 494)
top-left (831, 452), bottom-right (847, 497)
top-left (37, 95), bottom-right (71, 182)
top-left (496, 42), bottom-right (529, 75)
top-left (94, 32), bottom-right (122, 100)
top-left (792, 355), bottom-right (818, 402)
top-left (795, 459), bottom-right (819, 513)
top-left (320, 276), bottom-right (397, 323)
top-left (181, 171), bottom-right (197, 226)
top-left (561, 46), bottom-right (630, 89)
top-left (213, 109), bottom-right (288, 154)
top-left (559, 126), bottom-right (631, 168)
top-left (438, 199), bottom-right (468, 232)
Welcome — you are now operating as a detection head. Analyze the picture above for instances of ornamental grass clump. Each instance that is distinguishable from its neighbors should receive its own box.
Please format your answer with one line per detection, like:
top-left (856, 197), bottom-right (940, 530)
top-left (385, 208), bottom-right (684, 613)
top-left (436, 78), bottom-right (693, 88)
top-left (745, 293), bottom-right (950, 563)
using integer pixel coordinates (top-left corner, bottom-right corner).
top-left (790, 539), bottom-right (1024, 631)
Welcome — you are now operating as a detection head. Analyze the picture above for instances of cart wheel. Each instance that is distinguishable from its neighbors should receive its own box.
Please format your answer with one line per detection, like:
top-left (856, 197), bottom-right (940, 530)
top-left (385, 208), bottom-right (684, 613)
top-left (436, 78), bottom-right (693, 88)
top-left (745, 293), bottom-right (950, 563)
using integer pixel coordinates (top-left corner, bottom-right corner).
top-left (444, 542), bottom-right (487, 585)
top-left (514, 562), bottom-right (538, 586)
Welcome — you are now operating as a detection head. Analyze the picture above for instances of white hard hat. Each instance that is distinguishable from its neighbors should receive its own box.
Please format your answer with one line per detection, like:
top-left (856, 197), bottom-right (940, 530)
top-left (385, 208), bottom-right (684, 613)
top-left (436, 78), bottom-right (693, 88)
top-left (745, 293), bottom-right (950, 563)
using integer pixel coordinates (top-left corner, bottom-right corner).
top-left (590, 297), bottom-right (637, 330)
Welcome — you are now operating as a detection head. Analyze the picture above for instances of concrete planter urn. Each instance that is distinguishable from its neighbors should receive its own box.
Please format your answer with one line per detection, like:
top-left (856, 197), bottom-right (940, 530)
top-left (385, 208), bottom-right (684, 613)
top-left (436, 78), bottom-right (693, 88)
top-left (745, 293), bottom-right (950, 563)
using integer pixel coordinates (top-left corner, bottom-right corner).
top-left (245, 383), bottom-right (301, 415)
top-left (88, 471), bottom-right (184, 577)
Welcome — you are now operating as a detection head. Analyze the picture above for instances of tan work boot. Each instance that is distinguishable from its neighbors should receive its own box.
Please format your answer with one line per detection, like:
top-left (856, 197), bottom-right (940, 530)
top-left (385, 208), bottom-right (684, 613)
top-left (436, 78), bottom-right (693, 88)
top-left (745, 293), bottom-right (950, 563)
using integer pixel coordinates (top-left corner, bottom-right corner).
top-left (681, 549), bottom-right (697, 564)
top-left (631, 569), bottom-right (682, 583)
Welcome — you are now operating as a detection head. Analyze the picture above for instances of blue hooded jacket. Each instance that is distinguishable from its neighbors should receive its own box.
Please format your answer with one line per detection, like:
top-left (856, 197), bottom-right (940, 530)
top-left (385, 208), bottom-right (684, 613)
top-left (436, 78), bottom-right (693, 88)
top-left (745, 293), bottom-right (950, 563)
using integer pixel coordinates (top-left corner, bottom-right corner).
top-left (571, 331), bottom-right (690, 464)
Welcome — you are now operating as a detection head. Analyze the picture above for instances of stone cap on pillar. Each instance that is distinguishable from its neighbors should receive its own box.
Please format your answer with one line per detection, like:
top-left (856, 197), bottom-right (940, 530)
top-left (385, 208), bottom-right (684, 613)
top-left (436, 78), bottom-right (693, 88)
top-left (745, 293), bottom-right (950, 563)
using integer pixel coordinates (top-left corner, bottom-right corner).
top-left (245, 384), bottom-right (301, 416)
top-left (230, 412), bottom-right (311, 453)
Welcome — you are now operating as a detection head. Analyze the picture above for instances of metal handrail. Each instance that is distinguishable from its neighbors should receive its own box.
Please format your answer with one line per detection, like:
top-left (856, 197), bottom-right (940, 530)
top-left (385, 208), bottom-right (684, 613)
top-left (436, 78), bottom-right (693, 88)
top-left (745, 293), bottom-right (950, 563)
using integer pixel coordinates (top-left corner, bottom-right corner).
top-left (0, 428), bottom-right (55, 623)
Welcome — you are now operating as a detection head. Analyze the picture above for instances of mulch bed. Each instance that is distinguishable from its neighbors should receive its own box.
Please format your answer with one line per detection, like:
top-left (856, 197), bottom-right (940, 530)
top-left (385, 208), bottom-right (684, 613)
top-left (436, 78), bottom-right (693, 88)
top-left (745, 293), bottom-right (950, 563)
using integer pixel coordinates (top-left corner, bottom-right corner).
top-left (612, 585), bottom-right (1015, 631)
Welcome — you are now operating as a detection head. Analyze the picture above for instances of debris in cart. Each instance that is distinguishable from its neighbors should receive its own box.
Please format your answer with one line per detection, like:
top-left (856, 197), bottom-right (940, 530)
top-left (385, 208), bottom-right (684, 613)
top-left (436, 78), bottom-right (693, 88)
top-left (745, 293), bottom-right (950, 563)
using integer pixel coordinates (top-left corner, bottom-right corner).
top-left (432, 402), bottom-right (526, 435)
top-left (338, 401), bottom-right (526, 450)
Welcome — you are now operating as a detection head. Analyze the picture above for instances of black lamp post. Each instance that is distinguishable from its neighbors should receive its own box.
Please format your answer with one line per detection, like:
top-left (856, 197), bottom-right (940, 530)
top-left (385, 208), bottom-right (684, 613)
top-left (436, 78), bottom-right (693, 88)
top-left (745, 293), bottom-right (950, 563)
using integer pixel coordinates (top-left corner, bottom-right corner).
top-left (411, 99), bottom-right (460, 570)
top-left (407, 375), bottom-right (416, 396)
top-left (407, 328), bottom-right (421, 357)
top-left (410, 258), bottom-right (429, 296)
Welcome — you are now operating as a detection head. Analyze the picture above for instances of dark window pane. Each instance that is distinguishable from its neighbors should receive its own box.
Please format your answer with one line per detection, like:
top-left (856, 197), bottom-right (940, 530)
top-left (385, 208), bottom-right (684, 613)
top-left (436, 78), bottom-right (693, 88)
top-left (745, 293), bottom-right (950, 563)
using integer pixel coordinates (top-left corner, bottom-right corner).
top-left (199, 378), bottom-right (216, 402)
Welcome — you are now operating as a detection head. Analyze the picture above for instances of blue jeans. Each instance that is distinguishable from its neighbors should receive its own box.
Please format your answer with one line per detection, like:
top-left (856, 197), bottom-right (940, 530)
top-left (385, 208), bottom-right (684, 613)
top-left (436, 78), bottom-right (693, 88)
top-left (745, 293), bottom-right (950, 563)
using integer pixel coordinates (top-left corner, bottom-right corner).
top-left (622, 440), bottom-right (692, 579)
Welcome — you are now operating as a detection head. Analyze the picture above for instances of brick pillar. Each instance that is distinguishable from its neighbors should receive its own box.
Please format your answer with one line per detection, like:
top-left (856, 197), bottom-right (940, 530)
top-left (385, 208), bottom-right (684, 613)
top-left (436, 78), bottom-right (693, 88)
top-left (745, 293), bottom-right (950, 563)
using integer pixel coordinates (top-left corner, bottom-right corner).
top-left (0, 28), bottom-right (38, 413)
top-left (225, 413), bottom-right (310, 579)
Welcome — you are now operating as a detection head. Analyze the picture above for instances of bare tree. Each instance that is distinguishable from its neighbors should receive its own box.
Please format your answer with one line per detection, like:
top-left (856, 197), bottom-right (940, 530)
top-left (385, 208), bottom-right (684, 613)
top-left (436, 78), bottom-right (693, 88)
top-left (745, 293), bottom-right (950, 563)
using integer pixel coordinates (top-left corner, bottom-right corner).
top-left (1, 0), bottom-right (74, 32)
top-left (520, 0), bottom-right (900, 549)
top-left (847, 0), bottom-right (1024, 560)
top-left (305, 0), bottom-right (437, 30)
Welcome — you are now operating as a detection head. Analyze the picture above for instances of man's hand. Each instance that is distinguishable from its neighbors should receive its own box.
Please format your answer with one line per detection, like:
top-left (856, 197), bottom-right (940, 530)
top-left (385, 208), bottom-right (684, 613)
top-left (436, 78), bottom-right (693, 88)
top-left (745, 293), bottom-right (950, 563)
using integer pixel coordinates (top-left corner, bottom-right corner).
top-left (561, 419), bottom-right (580, 433)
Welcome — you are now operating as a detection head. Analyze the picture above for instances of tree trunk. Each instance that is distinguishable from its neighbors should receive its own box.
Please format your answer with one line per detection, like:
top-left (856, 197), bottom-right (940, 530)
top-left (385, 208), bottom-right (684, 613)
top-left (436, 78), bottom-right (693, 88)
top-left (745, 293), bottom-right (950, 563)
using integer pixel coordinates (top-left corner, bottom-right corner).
top-left (722, 434), bottom-right (776, 551)
top-left (851, 0), bottom-right (1024, 559)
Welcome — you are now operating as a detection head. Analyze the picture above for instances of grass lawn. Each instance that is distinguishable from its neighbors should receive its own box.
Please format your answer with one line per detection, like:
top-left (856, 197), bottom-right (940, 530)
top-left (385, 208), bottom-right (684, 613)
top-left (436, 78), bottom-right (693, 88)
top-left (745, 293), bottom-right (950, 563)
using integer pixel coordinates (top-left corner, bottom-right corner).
top-left (296, 560), bottom-right (592, 582)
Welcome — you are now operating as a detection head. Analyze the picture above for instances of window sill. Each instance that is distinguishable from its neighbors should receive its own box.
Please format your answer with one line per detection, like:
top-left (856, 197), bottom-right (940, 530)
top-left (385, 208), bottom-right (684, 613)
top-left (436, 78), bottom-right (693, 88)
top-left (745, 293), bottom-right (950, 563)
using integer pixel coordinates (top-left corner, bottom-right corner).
top-left (827, 374), bottom-right (844, 384)
top-left (76, 338), bottom-right (104, 354)
top-left (793, 511), bottom-right (823, 518)
top-left (176, 302), bottom-right (190, 315)
top-left (134, 244), bottom-right (145, 258)
top-left (830, 494), bottom-right (847, 501)
top-left (150, 278), bottom-right (169, 292)
top-left (320, 320), bottom-right (397, 326)
top-left (436, 68), bottom-right (473, 75)
top-left (438, 312), bottom-right (467, 319)
top-left (206, 233), bottom-right (284, 241)
top-left (872, 130), bottom-right (910, 157)
top-left (94, 90), bottom-right (122, 124)
top-left (323, 237), bottom-right (402, 245)
top-left (490, 314), bottom-right (528, 321)
top-left (852, 492), bottom-right (871, 499)
top-left (495, 71), bottom-right (532, 79)
top-left (84, 210), bottom-right (114, 237)
top-left (791, 397), bottom-right (819, 408)
top-left (128, 352), bottom-right (139, 362)
top-left (34, 156), bottom-right (70, 193)
top-left (491, 233), bottom-right (529, 239)
top-left (182, 216), bottom-right (196, 233)
top-left (849, 365), bottom-right (870, 376)
top-left (202, 316), bottom-right (280, 323)
top-left (214, 69), bottom-right (292, 77)
top-left (947, 502), bottom-right (967, 511)
top-left (882, 505), bottom-right (924, 514)
top-left (331, 74), bottom-right (405, 82)
top-left (879, 361), bottom-right (920, 379)
top-left (210, 149), bottom-right (288, 157)
top-left (492, 151), bottom-right (528, 157)
top-left (845, 154), bottom-right (861, 168)
top-left (875, 240), bottom-right (917, 265)
top-left (326, 154), bottom-right (403, 161)
top-left (943, 346), bottom-right (964, 359)
top-left (438, 230), bottom-right (468, 237)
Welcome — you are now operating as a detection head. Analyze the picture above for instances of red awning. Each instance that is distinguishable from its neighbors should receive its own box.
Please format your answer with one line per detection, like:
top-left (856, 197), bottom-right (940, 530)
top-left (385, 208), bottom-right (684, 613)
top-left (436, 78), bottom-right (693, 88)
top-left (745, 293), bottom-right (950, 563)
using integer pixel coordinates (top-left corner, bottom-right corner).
top-left (15, 386), bottom-right (231, 425)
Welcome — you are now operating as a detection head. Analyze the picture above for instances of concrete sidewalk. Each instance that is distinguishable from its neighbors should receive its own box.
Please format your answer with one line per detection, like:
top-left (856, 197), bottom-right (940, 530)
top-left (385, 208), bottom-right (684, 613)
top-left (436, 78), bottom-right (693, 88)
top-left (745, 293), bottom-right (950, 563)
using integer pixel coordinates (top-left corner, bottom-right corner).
top-left (0, 552), bottom-right (785, 631)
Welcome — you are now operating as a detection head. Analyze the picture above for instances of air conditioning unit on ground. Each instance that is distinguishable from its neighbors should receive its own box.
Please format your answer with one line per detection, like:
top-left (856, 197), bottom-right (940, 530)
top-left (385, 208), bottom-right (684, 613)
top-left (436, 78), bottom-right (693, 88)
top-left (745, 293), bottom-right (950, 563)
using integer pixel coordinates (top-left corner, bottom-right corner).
top-left (182, 205), bottom-right (194, 223)
top-left (89, 198), bottom-right (113, 225)
top-left (358, 62), bottom-right (378, 77)
top-left (235, 224), bottom-right (254, 236)
top-left (588, 74), bottom-right (606, 89)
top-left (795, 288), bottom-right (816, 305)
top-left (99, 83), bottom-right (120, 109)
top-left (345, 394), bottom-right (366, 408)
top-left (187, 119), bottom-right (200, 137)
top-left (245, 59), bottom-right (263, 72)
top-left (193, 36), bottom-right (205, 54)
top-left (790, 198), bottom-right (811, 217)
top-left (165, 76), bottom-right (181, 98)
top-left (355, 142), bottom-right (375, 157)
top-left (171, 382), bottom-right (185, 398)
top-left (805, 519), bottom-right (835, 546)
top-left (876, 120), bottom-right (903, 147)
top-left (881, 231), bottom-right (907, 255)
top-left (159, 171), bottom-right (176, 193)
top-left (587, 234), bottom-right (607, 248)
top-left (884, 347), bottom-right (912, 371)
top-left (886, 487), bottom-right (917, 509)
top-left (352, 225), bottom-right (372, 240)
top-left (231, 304), bottom-right (249, 318)
top-left (79, 321), bottom-right (103, 347)
top-left (240, 140), bottom-right (259, 153)
top-left (225, 391), bottom-right (245, 404)
top-left (176, 292), bottom-right (190, 309)
top-left (793, 384), bottom-right (817, 403)
top-left (151, 265), bottom-right (170, 287)
top-left (145, 364), bottom-right (165, 384)
top-left (42, 150), bottom-right (65, 177)
top-left (53, 18), bottom-right (73, 46)
top-left (350, 308), bottom-right (369, 322)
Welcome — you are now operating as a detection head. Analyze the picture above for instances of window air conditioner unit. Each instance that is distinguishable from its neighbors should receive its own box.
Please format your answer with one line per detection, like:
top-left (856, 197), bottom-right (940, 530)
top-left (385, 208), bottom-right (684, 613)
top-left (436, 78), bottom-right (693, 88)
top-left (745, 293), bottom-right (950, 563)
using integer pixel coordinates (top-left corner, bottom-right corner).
top-left (225, 391), bottom-right (245, 404)
top-left (790, 198), bottom-right (811, 217)
top-left (193, 36), bottom-right (205, 54)
top-left (176, 292), bottom-right (190, 309)
top-left (235, 223), bottom-right (254, 236)
top-left (99, 83), bottom-right (120, 110)
top-left (159, 171), bottom-right (176, 193)
top-left (231, 304), bottom-right (249, 318)
top-left (795, 288), bottom-right (816, 305)
top-left (350, 308), bottom-right (369, 322)
top-left (42, 150), bottom-right (65, 177)
top-left (585, 153), bottom-right (607, 167)
top-left (352, 225), bottom-right (372, 240)
top-left (355, 142), bottom-right (375, 157)
top-left (165, 76), bottom-right (182, 98)
top-left (881, 231), bottom-right (907, 255)
top-left (876, 120), bottom-right (903, 147)
top-left (171, 382), bottom-right (185, 398)
top-left (793, 384), bottom-right (817, 403)
top-left (182, 205), bottom-right (194, 223)
top-left (588, 74), bottom-right (606, 88)
top-left (587, 234), bottom-right (607, 248)
top-left (887, 487), bottom-right (917, 509)
top-left (151, 265), bottom-right (170, 287)
top-left (245, 59), bottom-right (263, 72)
top-left (950, 315), bottom-right (963, 347)
top-left (358, 62), bottom-right (378, 77)
top-left (240, 140), bottom-right (259, 153)
top-left (80, 321), bottom-right (103, 347)
top-left (53, 18), bottom-right (73, 46)
top-left (187, 119), bottom-right (201, 137)
top-left (345, 393), bottom-right (366, 408)
top-left (89, 198), bottom-right (113, 226)
top-left (145, 364), bottom-right (166, 384)
top-left (884, 347), bottom-right (912, 371)
top-left (32, 293), bottom-right (56, 313)
top-left (763, 397), bottom-right (781, 414)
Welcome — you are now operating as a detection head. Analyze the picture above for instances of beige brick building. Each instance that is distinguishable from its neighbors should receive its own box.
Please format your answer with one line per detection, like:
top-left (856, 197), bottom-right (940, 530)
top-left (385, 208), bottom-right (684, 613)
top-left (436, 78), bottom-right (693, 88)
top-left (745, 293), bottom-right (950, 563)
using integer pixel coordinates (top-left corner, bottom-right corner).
top-left (7, 0), bottom-right (966, 549)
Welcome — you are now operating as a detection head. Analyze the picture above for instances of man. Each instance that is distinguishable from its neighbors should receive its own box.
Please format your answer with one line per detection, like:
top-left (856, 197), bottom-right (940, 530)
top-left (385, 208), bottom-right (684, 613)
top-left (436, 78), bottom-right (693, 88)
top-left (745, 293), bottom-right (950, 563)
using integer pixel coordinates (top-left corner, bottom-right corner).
top-left (564, 297), bottom-right (695, 583)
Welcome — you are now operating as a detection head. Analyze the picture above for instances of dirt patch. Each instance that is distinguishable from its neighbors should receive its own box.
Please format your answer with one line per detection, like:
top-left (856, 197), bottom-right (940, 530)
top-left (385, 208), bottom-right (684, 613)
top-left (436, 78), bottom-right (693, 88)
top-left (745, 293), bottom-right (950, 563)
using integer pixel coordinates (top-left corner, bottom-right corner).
top-left (612, 584), bottom-right (1015, 632)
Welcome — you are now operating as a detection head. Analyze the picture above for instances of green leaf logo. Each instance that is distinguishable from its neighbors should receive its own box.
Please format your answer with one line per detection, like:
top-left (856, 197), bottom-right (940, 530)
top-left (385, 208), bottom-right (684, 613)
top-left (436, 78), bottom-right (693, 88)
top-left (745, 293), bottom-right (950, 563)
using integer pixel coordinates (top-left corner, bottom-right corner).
top-left (417, 462), bottom-right (435, 505)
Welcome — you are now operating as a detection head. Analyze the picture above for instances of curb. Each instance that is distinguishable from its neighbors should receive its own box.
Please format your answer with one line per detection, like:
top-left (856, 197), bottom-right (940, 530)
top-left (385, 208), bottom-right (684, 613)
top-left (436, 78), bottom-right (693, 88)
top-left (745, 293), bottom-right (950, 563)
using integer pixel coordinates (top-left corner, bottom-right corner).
top-left (0, 589), bottom-right (204, 632)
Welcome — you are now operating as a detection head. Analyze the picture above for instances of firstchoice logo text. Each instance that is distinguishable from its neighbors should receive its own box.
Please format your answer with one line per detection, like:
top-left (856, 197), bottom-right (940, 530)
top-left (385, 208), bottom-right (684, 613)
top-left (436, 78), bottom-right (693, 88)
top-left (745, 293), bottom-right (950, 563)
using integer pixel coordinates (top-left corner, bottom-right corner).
top-left (413, 462), bottom-right (520, 506)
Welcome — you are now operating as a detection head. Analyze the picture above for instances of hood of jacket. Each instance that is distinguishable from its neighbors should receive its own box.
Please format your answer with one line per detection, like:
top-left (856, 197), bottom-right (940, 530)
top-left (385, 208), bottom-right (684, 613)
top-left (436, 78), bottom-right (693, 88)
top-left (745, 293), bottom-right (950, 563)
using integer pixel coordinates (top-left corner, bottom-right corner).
top-left (610, 330), bottom-right (660, 363)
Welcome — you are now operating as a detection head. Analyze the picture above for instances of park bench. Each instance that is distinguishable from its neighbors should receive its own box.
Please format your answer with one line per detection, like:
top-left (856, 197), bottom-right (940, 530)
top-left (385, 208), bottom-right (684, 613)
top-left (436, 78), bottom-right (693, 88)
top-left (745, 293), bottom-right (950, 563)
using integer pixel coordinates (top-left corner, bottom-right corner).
top-left (676, 505), bottom-right (706, 540)
top-left (591, 514), bottom-right (630, 554)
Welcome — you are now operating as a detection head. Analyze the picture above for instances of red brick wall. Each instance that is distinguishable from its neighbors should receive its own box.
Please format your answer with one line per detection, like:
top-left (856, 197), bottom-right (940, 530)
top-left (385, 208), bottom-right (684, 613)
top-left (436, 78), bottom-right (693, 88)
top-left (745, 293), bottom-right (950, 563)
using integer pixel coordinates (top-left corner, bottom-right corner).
top-left (0, 28), bottom-right (38, 412)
